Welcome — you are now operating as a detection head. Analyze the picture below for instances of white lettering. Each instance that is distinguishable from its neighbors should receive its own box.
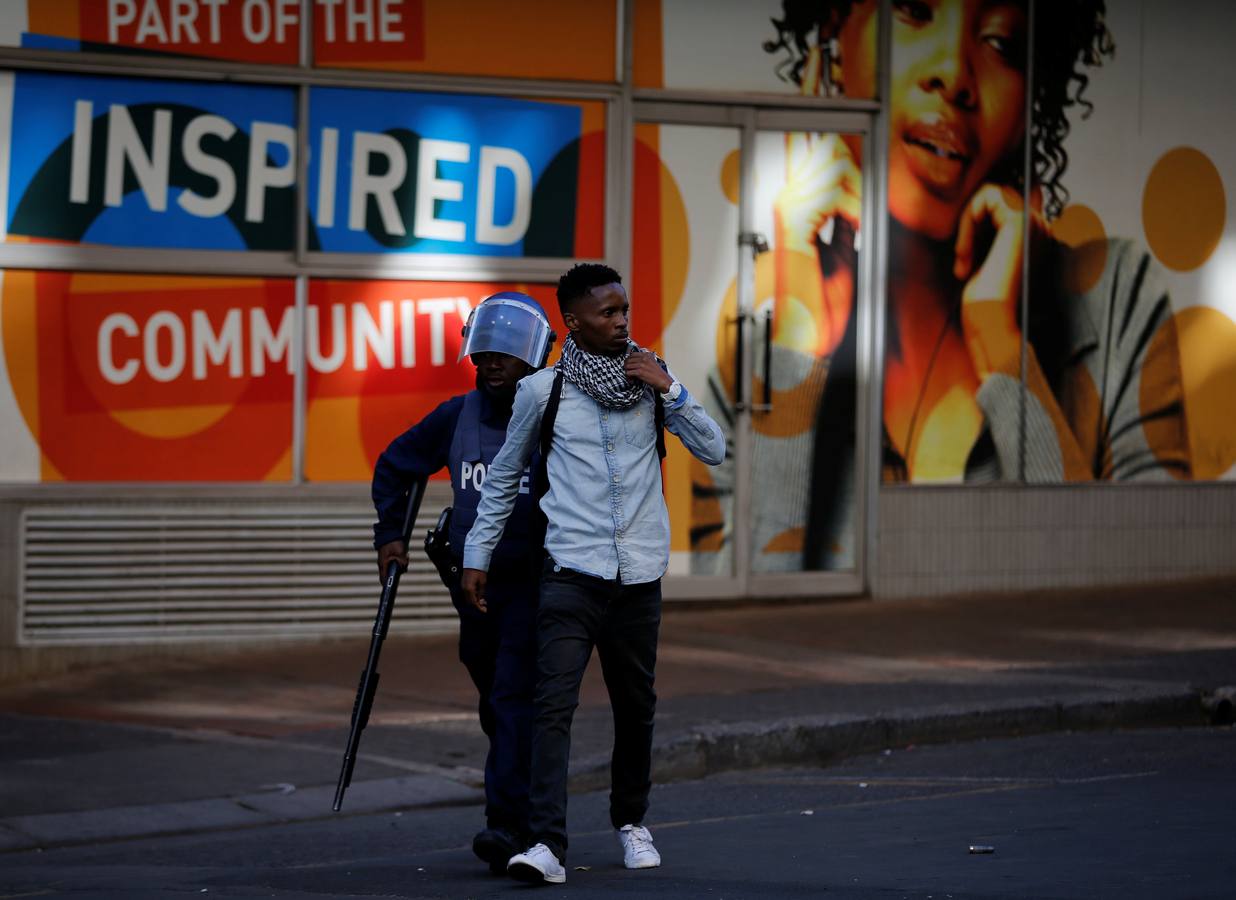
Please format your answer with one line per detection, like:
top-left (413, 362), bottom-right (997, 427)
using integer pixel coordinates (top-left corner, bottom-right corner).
top-left (245, 121), bottom-right (296, 223)
top-left (144, 311), bottom-right (186, 383)
top-left (178, 114), bottom-right (238, 218)
top-left (348, 131), bottom-right (407, 236)
top-left (70, 100), bottom-right (93, 205)
top-left (413, 138), bottom-right (468, 242)
top-left (346, 0), bottom-right (374, 42)
top-left (108, 0), bottom-right (137, 43)
top-left (399, 299), bottom-right (415, 367)
top-left (242, 0), bottom-right (271, 43)
top-left (91, 298), bottom-right (487, 385)
top-left (104, 104), bottom-right (171, 211)
top-left (476, 145), bottom-right (532, 246)
top-left (98, 313), bottom-right (140, 385)
top-left (418, 297), bottom-right (464, 366)
top-left (191, 309), bottom-right (243, 380)
top-left (460, 460), bottom-right (472, 487)
top-left (170, 0), bottom-right (200, 43)
top-left (202, 0), bottom-right (227, 41)
top-left (315, 127), bottom-right (339, 228)
top-left (250, 306), bottom-right (294, 375)
top-left (275, 0), bottom-right (299, 42)
top-left (378, 0), bottom-right (402, 41)
top-left (135, 0), bottom-right (169, 44)
top-left (308, 303), bottom-right (347, 372)
top-left (351, 301), bottom-right (395, 371)
top-left (316, 0), bottom-right (343, 42)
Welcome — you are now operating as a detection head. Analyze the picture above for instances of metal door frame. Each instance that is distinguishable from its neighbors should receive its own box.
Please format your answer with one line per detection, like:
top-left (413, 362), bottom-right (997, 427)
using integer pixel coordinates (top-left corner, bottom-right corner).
top-left (635, 102), bottom-right (881, 601)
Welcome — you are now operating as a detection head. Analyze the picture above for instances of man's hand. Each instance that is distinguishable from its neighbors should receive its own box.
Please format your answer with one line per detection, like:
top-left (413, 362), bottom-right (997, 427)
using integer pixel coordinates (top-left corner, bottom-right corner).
top-left (376, 540), bottom-right (409, 584)
top-left (624, 351), bottom-right (673, 392)
top-left (460, 567), bottom-right (488, 613)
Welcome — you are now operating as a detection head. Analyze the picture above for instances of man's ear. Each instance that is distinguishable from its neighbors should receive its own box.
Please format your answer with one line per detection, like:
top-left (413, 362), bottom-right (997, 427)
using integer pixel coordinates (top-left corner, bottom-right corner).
top-left (562, 309), bottom-right (578, 332)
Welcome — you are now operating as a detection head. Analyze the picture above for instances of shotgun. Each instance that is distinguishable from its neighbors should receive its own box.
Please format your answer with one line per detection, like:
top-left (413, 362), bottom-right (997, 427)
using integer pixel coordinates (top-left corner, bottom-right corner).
top-left (332, 475), bottom-right (427, 812)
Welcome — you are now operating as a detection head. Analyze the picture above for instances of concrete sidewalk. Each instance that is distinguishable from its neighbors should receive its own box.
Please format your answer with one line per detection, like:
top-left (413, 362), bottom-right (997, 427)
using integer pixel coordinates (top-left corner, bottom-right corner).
top-left (2, 577), bottom-right (1234, 853)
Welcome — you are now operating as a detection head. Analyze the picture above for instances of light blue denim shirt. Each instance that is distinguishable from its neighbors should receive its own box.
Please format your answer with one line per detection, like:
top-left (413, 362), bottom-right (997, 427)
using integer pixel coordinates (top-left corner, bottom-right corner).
top-left (463, 366), bottom-right (725, 584)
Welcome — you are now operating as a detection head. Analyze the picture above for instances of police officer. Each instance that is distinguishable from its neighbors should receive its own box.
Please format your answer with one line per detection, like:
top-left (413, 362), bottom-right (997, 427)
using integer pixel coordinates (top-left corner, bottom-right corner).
top-left (370, 292), bottom-right (554, 872)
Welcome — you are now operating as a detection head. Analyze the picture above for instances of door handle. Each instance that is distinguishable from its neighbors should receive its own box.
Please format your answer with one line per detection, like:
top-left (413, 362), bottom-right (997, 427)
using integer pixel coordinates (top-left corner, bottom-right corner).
top-left (731, 311), bottom-right (747, 412)
top-left (753, 308), bottom-right (773, 412)
top-left (738, 231), bottom-right (769, 257)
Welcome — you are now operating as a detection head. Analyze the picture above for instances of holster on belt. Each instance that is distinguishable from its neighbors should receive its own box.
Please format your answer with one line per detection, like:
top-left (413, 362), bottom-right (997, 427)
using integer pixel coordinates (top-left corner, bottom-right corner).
top-left (423, 507), bottom-right (459, 589)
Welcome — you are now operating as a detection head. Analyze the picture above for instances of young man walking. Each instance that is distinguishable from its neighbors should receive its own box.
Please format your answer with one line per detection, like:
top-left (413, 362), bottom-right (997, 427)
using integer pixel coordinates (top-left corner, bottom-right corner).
top-left (461, 264), bottom-right (725, 884)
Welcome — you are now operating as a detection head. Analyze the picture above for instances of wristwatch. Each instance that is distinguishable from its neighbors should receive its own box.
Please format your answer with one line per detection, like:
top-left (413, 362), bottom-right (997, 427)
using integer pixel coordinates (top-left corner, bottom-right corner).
top-left (659, 380), bottom-right (682, 403)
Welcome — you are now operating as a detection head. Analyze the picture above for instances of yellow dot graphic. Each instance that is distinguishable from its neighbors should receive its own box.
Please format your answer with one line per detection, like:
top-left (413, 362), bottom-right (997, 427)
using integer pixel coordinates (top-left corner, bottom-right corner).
top-left (1052, 203), bottom-right (1108, 294)
top-left (1142, 147), bottom-right (1226, 272)
top-left (1169, 306), bottom-right (1236, 479)
top-left (720, 149), bottom-right (740, 205)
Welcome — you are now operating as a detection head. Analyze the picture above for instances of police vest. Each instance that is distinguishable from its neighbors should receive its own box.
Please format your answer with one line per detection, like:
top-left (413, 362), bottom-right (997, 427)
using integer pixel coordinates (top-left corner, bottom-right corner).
top-left (448, 390), bottom-right (536, 567)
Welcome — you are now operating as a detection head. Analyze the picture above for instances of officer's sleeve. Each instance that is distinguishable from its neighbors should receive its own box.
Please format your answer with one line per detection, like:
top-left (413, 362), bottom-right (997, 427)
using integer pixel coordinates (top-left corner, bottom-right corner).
top-left (371, 397), bottom-right (462, 549)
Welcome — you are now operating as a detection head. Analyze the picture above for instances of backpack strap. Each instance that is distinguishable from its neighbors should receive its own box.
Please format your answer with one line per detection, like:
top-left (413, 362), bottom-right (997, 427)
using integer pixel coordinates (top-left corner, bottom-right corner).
top-left (538, 369), bottom-right (565, 489)
top-left (653, 360), bottom-right (668, 461)
top-left (530, 370), bottom-right (564, 562)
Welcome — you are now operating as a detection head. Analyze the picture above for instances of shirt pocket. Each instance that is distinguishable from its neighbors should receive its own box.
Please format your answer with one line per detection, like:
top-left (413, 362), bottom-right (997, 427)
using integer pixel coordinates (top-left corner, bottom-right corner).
top-left (623, 404), bottom-right (655, 449)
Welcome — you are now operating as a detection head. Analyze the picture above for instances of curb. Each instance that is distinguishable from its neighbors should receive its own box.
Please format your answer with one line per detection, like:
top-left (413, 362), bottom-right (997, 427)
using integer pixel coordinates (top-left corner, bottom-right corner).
top-left (568, 688), bottom-right (1207, 790)
top-left (2, 688), bottom-right (1208, 853)
top-left (0, 773), bottom-right (483, 854)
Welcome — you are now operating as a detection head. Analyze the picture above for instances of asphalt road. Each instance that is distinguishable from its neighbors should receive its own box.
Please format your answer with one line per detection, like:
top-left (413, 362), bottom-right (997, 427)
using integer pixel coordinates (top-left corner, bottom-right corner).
top-left (3, 726), bottom-right (1232, 899)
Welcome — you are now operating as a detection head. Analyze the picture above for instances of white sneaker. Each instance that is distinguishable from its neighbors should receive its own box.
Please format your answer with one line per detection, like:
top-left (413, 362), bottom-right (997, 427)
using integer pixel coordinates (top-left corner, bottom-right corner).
top-left (616, 824), bottom-right (661, 869)
top-left (507, 843), bottom-right (566, 884)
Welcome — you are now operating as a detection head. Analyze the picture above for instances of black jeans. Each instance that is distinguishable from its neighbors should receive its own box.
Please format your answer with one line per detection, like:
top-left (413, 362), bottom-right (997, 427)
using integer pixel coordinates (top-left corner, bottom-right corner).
top-left (527, 560), bottom-right (662, 862)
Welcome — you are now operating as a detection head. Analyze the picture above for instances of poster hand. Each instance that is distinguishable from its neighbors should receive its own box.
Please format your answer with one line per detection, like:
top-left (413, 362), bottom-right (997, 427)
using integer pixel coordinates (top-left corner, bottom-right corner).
top-left (953, 184), bottom-right (1041, 380)
top-left (775, 133), bottom-right (862, 256)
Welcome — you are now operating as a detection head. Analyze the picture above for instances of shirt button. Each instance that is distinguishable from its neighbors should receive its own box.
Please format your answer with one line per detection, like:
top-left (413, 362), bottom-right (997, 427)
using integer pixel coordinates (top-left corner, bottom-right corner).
top-left (602, 414), bottom-right (609, 421)
top-left (606, 442), bottom-right (614, 452)
top-left (612, 474), bottom-right (620, 482)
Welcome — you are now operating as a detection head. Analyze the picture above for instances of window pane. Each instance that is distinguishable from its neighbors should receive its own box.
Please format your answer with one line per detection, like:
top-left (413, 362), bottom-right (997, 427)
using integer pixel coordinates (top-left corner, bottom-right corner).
top-left (4, 71), bottom-right (296, 252)
top-left (14, 0), bottom-right (303, 65)
top-left (304, 278), bottom-right (564, 481)
top-left (0, 269), bottom-right (295, 481)
top-left (634, 0), bottom-right (878, 100)
top-left (307, 89), bottom-right (605, 258)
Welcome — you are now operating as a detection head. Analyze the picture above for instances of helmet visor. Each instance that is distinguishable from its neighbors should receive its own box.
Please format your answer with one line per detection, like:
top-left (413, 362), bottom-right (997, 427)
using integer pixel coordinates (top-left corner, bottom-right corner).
top-left (458, 298), bottom-right (553, 368)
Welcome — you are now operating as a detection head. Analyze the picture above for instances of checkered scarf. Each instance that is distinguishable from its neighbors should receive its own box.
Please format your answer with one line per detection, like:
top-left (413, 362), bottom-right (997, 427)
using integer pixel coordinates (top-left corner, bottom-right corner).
top-left (557, 333), bottom-right (648, 410)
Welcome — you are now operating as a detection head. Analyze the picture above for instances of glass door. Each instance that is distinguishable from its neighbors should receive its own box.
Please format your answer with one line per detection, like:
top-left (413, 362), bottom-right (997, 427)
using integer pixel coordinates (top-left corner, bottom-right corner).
top-left (632, 107), bottom-right (874, 599)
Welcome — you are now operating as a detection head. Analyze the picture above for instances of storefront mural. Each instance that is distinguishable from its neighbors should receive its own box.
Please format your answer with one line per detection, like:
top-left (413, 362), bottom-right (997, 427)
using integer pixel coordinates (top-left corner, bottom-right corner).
top-left (2, 0), bottom-right (1232, 514)
top-left (633, 0), bottom-right (1236, 575)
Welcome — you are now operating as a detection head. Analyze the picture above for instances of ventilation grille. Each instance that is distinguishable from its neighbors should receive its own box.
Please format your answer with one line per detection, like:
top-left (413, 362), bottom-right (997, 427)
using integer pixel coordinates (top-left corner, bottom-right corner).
top-left (19, 501), bottom-right (456, 645)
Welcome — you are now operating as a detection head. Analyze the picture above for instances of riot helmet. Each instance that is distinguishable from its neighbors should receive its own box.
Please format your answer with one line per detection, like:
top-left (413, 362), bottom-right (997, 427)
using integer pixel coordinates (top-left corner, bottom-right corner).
top-left (458, 292), bottom-right (556, 369)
